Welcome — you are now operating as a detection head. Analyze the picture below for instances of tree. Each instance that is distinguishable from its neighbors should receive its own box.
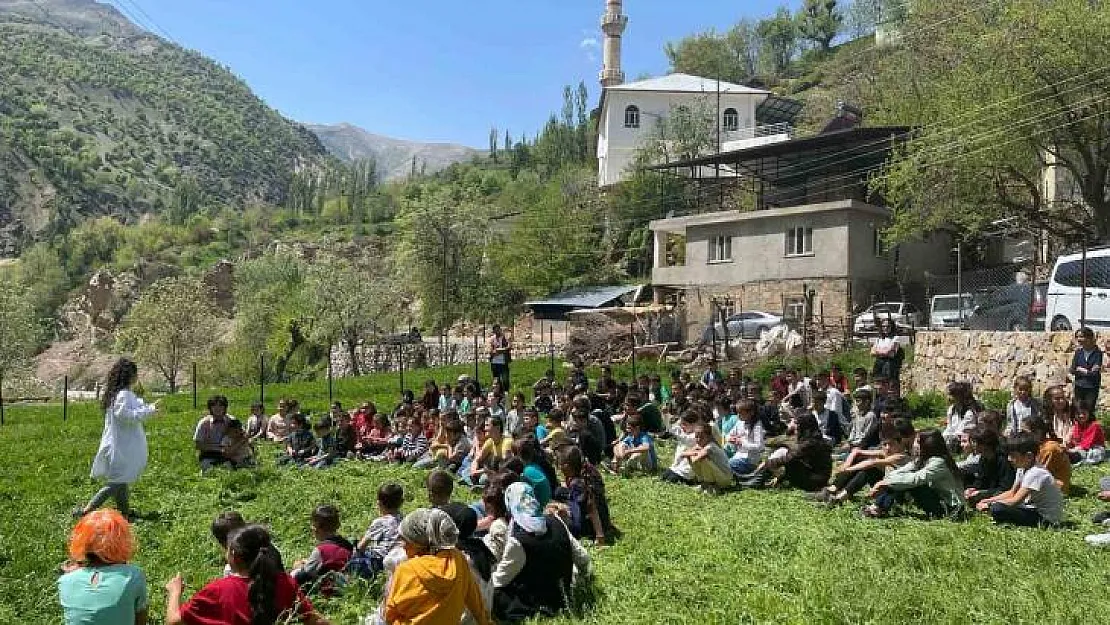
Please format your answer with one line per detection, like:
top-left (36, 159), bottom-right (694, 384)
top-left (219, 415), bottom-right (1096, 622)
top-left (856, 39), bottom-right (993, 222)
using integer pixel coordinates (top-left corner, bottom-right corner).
top-left (872, 0), bottom-right (1110, 243)
top-left (665, 30), bottom-right (747, 84)
top-left (638, 97), bottom-right (719, 167)
top-left (0, 279), bottom-right (40, 395)
top-left (798, 0), bottom-right (843, 52)
top-left (307, 258), bottom-right (402, 376)
top-left (489, 127), bottom-right (499, 163)
top-left (845, 0), bottom-right (882, 38)
top-left (232, 253), bottom-right (313, 382)
top-left (116, 276), bottom-right (218, 393)
top-left (757, 7), bottom-right (800, 75)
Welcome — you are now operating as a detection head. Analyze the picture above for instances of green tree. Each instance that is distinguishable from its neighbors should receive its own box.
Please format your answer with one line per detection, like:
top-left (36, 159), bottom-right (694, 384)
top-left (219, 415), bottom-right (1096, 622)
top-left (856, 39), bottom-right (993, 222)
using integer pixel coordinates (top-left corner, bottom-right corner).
top-left (307, 258), bottom-right (402, 376)
top-left (0, 279), bottom-right (40, 393)
top-left (116, 276), bottom-right (218, 393)
top-left (845, 0), bottom-right (882, 38)
top-left (638, 97), bottom-right (719, 167)
top-left (797, 0), bottom-right (843, 52)
top-left (489, 127), bottom-right (499, 163)
top-left (757, 7), bottom-right (800, 75)
top-left (665, 30), bottom-right (747, 84)
top-left (872, 0), bottom-right (1110, 242)
top-left (232, 253), bottom-right (313, 382)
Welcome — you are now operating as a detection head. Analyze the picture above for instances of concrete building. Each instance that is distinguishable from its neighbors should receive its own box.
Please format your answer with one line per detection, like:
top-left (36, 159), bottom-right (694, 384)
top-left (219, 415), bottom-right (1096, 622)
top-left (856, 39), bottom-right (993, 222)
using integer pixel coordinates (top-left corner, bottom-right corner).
top-left (647, 125), bottom-right (952, 338)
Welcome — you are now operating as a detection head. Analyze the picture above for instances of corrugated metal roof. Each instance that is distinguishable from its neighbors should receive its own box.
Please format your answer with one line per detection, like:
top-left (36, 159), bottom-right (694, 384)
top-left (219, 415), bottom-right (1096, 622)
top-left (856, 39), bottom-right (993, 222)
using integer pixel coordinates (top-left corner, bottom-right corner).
top-left (606, 73), bottom-right (769, 95)
top-left (525, 284), bottom-right (641, 309)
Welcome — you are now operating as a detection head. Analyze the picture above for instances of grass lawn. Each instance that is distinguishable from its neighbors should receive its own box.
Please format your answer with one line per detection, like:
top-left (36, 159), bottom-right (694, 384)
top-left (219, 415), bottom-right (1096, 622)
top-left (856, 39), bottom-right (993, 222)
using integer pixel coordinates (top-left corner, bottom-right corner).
top-left (1, 358), bottom-right (1108, 624)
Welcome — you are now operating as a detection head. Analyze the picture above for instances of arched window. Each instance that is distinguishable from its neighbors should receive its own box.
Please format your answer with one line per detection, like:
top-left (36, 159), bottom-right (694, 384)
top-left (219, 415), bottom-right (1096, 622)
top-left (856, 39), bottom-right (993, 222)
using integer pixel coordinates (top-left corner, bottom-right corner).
top-left (723, 107), bottom-right (740, 131)
top-left (624, 105), bottom-right (640, 129)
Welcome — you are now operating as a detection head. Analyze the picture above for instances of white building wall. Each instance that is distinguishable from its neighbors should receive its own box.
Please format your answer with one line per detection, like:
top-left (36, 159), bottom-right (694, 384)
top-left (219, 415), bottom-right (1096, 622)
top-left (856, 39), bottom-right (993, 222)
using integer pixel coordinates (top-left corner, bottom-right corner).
top-left (598, 89), bottom-right (764, 187)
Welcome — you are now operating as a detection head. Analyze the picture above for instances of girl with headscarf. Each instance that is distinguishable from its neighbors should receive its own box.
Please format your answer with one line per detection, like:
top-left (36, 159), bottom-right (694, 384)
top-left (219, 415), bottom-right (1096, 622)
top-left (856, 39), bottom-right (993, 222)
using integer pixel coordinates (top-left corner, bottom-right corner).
top-left (383, 508), bottom-right (492, 625)
top-left (491, 483), bottom-right (592, 623)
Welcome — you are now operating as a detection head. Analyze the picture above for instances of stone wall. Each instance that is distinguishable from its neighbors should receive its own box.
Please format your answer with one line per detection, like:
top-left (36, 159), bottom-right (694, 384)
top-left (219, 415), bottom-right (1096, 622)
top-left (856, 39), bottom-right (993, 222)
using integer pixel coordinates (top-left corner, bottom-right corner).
top-left (330, 341), bottom-right (562, 378)
top-left (681, 277), bottom-right (858, 339)
top-left (907, 330), bottom-right (1086, 400)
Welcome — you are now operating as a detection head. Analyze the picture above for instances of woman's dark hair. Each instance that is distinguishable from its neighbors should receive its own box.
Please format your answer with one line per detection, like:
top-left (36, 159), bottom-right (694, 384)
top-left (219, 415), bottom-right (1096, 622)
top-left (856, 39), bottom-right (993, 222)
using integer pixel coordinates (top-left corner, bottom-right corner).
top-left (1005, 432), bottom-right (1039, 456)
top-left (794, 413), bottom-right (821, 441)
top-left (971, 427), bottom-right (1001, 456)
top-left (438, 502), bottom-right (494, 581)
top-left (914, 430), bottom-right (961, 478)
top-left (207, 395), bottom-right (229, 410)
top-left (228, 525), bottom-right (285, 625)
top-left (512, 434), bottom-right (560, 487)
top-left (101, 358), bottom-right (139, 410)
top-left (482, 483), bottom-right (510, 519)
top-left (557, 444), bottom-right (585, 476)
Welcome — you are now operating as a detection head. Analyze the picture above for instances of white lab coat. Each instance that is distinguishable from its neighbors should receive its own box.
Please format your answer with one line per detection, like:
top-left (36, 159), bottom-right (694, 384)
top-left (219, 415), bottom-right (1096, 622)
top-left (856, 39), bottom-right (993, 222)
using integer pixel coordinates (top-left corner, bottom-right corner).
top-left (91, 389), bottom-right (156, 484)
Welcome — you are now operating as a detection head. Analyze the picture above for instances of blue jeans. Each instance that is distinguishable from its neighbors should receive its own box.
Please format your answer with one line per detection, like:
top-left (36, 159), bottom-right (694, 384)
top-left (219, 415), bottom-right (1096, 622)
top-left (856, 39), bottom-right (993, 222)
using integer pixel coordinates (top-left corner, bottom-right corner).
top-left (729, 458), bottom-right (756, 476)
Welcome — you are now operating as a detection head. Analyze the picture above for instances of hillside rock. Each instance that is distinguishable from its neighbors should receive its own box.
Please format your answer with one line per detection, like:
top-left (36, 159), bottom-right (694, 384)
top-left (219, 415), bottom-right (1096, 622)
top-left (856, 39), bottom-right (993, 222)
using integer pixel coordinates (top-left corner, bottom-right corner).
top-left (202, 259), bottom-right (235, 314)
top-left (60, 270), bottom-right (140, 342)
top-left (307, 123), bottom-right (481, 180)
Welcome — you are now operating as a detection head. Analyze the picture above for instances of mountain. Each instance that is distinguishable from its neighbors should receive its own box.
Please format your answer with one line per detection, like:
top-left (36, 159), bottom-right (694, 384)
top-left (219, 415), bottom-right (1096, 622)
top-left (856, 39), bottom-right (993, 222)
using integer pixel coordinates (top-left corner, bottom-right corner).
top-left (308, 123), bottom-right (481, 181)
top-left (0, 0), bottom-right (328, 253)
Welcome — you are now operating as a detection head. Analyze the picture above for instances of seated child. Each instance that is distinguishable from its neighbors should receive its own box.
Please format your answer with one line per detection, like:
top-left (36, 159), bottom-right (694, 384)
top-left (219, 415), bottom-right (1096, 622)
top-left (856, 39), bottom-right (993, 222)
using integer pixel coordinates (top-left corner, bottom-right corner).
top-left (165, 525), bottom-right (328, 624)
top-left (540, 410), bottom-right (568, 451)
top-left (334, 410), bottom-right (356, 459)
top-left (962, 428), bottom-right (1016, 506)
top-left (220, 420), bottom-right (255, 469)
top-left (358, 413), bottom-right (393, 459)
top-left (809, 390), bottom-right (844, 446)
top-left (1022, 416), bottom-right (1072, 493)
top-left (976, 433), bottom-right (1064, 527)
top-left (469, 416), bottom-right (512, 486)
top-left (941, 381), bottom-right (980, 453)
top-left (557, 445), bottom-right (618, 545)
top-left (864, 430), bottom-right (965, 519)
top-left (245, 401), bottom-right (268, 441)
top-left (210, 510), bottom-right (246, 576)
top-left (1004, 376), bottom-right (1040, 438)
top-left (610, 413), bottom-right (657, 474)
top-left (661, 411), bottom-right (700, 485)
top-left (266, 398), bottom-right (295, 442)
top-left (523, 407), bottom-right (545, 440)
top-left (279, 413), bottom-right (318, 466)
top-left (840, 388), bottom-right (878, 455)
top-left (1067, 400), bottom-right (1106, 465)
top-left (819, 419), bottom-right (913, 506)
top-left (738, 413), bottom-right (831, 492)
top-left (679, 423), bottom-right (734, 493)
top-left (427, 469), bottom-right (455, 507)
top-left (349, 484), bottom-right (404, 578)
top-left (291, 505), bottom-right (354, 596)
top-left (386, 416), bottom-right (430, 464)
top-left (424, 419), bottom-right (471, 472)
top-left (58, 510), bottom-right (148, 625)
top-left (726, 399), bottom-right (765, 476)
top-left (307, 416), bottom-right (341, 469)
top-left (480, 483), bottom-right (511, 561)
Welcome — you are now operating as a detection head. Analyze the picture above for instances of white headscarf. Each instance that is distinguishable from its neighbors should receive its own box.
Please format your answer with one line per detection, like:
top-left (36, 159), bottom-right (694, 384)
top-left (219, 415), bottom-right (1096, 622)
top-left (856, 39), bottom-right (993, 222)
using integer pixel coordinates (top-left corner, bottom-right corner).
top-left (505, 481), bottom-right (547, 535)
top-left (399, 507), bottom-right (459, 552)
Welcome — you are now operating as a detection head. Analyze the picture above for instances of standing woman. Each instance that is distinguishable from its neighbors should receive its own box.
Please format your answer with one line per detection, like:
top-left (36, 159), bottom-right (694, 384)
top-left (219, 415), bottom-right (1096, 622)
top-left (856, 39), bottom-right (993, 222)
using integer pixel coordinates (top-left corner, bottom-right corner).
top-left (871, 318), bottom-right (905, 394)
top-left (76, 359), bottom-right (157, 519)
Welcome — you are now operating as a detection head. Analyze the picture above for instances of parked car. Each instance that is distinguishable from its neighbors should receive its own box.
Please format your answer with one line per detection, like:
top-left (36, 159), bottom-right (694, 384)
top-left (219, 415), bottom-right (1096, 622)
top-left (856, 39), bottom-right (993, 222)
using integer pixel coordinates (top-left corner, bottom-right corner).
top-left (964, 283), bottom-right (1046, 331)
top-left (702, 311), bottom-right (784, 342)
top-left (853, 302), bottom-right (923, 334)
top-left (1045, 247), bottom-right (1110, 331)
top-left (929, 293), bottom-right (978, 330)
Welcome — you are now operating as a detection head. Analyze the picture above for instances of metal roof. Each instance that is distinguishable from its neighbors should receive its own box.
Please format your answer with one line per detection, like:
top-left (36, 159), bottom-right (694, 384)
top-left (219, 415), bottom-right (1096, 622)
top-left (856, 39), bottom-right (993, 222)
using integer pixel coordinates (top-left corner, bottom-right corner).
top-left (649, 126), bottom-right (912, 172)
top-left (525, 284), bottom-right (641, 309)
top-left (605, 73), bottom-right (769, 95)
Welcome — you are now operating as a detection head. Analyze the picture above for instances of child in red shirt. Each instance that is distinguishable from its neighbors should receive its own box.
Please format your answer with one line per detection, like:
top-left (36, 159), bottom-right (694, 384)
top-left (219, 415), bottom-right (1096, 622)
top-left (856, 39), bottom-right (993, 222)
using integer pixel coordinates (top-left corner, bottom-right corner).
top-left (1068, 402), bottom-right (1106, 465)
top-left (164, 525), bottom-right (330, 625)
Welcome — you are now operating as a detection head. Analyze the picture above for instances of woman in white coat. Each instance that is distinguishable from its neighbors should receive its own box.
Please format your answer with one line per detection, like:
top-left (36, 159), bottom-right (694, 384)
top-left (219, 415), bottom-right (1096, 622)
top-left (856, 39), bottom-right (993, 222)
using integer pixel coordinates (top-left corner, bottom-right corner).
top-left (76, 359), bottom-right (157, 518)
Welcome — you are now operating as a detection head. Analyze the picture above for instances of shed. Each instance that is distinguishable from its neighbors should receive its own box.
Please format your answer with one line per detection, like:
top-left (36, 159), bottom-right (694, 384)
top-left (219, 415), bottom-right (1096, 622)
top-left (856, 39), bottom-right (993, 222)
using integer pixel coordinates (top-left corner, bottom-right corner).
top-left (525, 285), bottom-right (642, 321)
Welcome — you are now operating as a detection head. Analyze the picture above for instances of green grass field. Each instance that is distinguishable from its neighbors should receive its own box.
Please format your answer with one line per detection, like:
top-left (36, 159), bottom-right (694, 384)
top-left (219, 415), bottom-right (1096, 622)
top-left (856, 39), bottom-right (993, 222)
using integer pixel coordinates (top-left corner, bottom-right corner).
top-left (1, 358), bottom-right (1108, 624)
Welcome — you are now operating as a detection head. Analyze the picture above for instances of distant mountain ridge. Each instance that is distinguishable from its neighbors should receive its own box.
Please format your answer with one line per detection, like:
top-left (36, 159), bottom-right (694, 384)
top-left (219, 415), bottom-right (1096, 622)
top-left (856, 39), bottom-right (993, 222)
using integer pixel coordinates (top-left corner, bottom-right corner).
top-left (0, 0), bottom-right (328, 253)
top-left (308, 123), bottom-right (482, 180)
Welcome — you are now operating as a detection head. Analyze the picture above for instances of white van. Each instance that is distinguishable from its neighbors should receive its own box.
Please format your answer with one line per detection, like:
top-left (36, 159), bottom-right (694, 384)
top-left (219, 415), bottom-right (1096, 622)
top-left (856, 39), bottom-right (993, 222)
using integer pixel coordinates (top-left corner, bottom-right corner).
top-left (929, 293), bottom-right (976, 330)
top-left (1044, 247), bottom-right (1110, 331)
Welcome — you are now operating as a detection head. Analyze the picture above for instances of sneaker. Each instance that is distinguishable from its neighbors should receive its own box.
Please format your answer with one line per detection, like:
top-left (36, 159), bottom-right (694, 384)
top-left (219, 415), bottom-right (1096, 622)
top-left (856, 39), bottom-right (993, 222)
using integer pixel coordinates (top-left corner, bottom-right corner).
top-left (1084, 532), bottom-right (1110, 547)
top-left (1092, 510), bottom-right (1110, 525)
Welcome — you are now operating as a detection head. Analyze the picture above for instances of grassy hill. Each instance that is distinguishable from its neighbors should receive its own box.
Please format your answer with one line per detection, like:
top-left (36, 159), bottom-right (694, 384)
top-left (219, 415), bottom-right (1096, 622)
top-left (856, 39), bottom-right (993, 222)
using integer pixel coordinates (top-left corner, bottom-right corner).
top-left (0, 0), bottom-right (329, 253)
top-left (308, 122), bottom-right (482, 181)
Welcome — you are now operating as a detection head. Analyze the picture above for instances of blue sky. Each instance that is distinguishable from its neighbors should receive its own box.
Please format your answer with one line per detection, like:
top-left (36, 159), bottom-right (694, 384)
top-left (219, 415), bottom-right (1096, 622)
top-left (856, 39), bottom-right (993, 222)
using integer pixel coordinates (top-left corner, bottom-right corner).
top-left (104, 1), bottom-right (798, 147)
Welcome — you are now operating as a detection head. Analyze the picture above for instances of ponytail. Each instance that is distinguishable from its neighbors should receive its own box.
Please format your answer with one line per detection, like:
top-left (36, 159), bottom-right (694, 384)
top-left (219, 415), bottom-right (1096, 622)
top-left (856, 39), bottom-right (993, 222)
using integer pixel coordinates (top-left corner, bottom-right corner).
top-left (228, 525), bottom-right (285, 625)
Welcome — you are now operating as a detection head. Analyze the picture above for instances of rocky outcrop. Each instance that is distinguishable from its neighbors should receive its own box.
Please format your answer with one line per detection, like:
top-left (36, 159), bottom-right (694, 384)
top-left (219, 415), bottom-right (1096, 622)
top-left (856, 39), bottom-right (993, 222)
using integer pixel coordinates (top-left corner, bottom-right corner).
top-left (60, 270), bottom-right (141, 343)
top-left (203, 260), bottom-right (235, 314)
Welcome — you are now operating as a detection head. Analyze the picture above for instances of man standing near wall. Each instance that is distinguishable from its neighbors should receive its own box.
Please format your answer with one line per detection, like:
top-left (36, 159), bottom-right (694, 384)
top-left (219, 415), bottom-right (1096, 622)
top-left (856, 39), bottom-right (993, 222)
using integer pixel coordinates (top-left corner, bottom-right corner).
top-left (489, 324), bottom-right (512, 390)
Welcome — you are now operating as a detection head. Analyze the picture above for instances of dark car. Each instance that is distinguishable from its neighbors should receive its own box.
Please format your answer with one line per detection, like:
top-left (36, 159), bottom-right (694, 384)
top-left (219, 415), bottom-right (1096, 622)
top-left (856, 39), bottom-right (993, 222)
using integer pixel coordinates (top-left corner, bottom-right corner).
top-left (964, 283), bottom-right (1046, 331)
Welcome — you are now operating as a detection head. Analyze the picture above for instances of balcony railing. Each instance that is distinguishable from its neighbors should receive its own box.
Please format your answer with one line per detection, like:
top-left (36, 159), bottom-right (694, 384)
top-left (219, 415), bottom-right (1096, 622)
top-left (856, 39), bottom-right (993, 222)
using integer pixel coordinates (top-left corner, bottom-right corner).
top-left (721, 122), bottom-right (793, 143)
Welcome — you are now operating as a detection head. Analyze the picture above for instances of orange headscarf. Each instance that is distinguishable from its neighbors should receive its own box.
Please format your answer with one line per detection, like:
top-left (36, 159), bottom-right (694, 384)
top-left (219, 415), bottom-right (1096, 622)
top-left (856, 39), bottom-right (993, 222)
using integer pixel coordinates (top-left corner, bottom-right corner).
top-left (68, 510), bottom-right (135, 565)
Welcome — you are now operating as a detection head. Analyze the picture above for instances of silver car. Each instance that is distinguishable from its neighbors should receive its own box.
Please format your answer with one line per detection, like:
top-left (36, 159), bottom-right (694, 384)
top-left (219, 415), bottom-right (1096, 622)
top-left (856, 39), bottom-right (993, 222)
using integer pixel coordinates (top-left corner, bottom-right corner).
top-left (704, 311), bottom-right (784, 341)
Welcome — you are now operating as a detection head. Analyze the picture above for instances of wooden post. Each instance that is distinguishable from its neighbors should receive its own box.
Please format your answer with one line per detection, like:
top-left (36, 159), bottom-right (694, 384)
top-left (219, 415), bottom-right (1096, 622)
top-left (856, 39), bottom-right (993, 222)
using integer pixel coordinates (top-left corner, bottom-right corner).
top-left (473, 333), bottom-right (480, 386)
top-left (192, 362), bottom-right (198, 410)
top-left (0, 371), bottom-right (5, 426)
top-left (258, 354), bottom-right (265, 406)
top-left (549, 327), bottom-right (555, 378)
top-left (398, 344), bottom-right (405, 398)
top-left (63, 375), bottom-right (69, 422)
top-left (327, 346), bottom-right (334, 403)
top-left (630, 321), bottom-right (637, 379)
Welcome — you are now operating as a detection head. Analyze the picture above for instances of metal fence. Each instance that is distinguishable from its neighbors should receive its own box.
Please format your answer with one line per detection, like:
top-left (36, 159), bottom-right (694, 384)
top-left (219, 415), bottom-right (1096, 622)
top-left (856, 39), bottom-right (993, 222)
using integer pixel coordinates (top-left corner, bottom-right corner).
top-left (924, 262), bottom-right (1042, 331)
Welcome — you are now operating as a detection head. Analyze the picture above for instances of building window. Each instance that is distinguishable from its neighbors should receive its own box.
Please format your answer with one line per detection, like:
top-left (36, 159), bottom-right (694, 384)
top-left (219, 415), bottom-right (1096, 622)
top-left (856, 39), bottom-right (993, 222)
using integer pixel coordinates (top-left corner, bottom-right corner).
top-left (873, 226), bottom-right (885, 257)
top-left (709, 235), bottom-right (732, 263)
top-left (624, 105), bottom-right (640, 129)
top-left (785, 226), bottom-right (814, 257)
top-left (723, 108), bottom-right (739, 131)
top-left (784, 296), bottom-right (806, 321)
